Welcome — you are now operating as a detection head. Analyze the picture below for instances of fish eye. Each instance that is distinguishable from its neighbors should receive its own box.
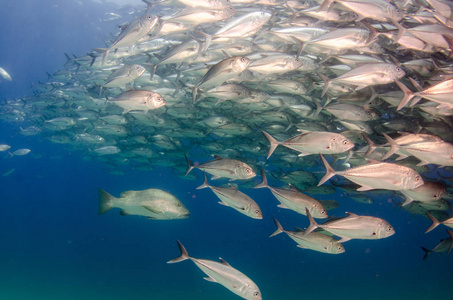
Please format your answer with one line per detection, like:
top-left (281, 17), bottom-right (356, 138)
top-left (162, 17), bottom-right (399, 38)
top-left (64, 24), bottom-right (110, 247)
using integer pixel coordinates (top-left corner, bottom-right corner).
top-left (245, 168), bottom-right (252, 173)
top-left (241, 57), bottom-right (247, 62)
top-left (156, 97), bottom-right (164, 102)
top-left (343, 140), bottom-right (348, 145)
top-left (254, 292), bottom-right (259, 296)
top-left (255, 209), bottom-right (260, 214)
top-left (177, 203), bottom-right (181, 207)
top-left (415, 175), bottom-right (421, 181)
top-left (388, 226), bottom-right (393, 231)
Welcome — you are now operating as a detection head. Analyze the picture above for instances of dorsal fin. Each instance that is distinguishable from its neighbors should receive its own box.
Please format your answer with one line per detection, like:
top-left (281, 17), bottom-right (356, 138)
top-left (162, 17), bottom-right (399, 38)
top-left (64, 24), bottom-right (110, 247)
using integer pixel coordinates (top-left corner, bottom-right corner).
top-left (213, 155), bottom-right (224, 160)
top-left (219, 257), bottom-right (231, 267)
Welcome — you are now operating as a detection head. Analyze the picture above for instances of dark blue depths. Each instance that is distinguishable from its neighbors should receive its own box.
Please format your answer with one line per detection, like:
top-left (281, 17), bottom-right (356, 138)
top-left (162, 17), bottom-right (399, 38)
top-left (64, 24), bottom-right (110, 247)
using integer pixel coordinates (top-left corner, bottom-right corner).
top-left (0, 1), bottom-right (453, 299)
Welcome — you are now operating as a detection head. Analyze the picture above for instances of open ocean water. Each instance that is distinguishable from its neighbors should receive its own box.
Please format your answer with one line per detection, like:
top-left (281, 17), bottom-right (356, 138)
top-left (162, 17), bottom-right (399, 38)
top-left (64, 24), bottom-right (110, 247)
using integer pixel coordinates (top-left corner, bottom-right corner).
top-left (1, 0), bottom-right (453, 299)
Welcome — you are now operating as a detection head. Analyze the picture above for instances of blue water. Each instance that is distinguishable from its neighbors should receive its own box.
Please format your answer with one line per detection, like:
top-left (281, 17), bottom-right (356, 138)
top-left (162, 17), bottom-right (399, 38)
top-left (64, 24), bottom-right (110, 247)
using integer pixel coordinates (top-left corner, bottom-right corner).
top-left (1, 1), bottom-right (453, 299)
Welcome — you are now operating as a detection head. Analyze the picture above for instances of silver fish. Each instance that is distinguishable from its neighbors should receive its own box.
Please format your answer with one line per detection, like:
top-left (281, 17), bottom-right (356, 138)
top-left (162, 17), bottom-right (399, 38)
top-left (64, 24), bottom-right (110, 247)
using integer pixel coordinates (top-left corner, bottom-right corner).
top-left (197, 173), bottom-right (262, 219)
top-left (185, 155), bottom-right (256, 180)
top-left (305, 209), bottom-right (395, 243)
top-left (254, 168), bottom-right (327, 218)
top-left (318, 154), bottom-right (424, 191)
top-left (168, 241), bottom-right (261, 300)
top-left (109, 90), bottom-right (166, 113)
top-left (270, 218), bottom-right (345, 254)
top-left (262, 130), bottom-right (354, 159)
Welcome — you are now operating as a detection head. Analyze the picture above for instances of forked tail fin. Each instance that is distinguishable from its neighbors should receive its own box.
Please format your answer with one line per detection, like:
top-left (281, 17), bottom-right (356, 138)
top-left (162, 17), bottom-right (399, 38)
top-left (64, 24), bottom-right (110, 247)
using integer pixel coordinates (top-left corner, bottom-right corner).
top-left (167, 240), bottom-right (190, 263)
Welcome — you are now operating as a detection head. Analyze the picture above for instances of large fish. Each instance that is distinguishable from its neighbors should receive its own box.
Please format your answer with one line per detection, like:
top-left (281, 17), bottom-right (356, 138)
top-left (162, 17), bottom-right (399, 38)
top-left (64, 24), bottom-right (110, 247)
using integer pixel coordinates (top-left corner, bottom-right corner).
top-left (270, 218), bottom-right (345, 254)
top-left (99, 14), bottom-right (160, 65)
top-left (185, 154), bottom-right (256, 180)
top-left (196, 172), bottom-right (262, 219)
top-left (254, 168), bottom-right (327, 218)
top-left (262, 130), bottom-right (354, 159)
top-left (304, 209), bottom-right (395, 243)
top-left (318, 154), bottom-right (424, 191)
top-left (100, 64), bottom-right (146, 95)
top-left (109, 90), bottom-right (166, 113)
top-left (98, 188), bottom-right (190, 219)
top-left (192, 56), bottom-right (251, 102)
top-left (168, 241), bottom-right (262, 300)
top-left (321, 63), bottom-right (405, 97)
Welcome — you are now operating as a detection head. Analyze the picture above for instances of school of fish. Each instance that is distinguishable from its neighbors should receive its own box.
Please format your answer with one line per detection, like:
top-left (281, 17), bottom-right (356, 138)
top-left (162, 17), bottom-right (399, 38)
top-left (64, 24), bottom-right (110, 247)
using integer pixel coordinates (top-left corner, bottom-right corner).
top-left (2, 0), bottom-right (453, 298)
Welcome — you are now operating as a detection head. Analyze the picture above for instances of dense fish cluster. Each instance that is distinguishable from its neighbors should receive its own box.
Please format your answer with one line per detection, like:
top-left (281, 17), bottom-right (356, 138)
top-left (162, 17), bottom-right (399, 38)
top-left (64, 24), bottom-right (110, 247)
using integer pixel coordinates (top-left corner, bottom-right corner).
top-left (2, 0), bottom-right (453, 297)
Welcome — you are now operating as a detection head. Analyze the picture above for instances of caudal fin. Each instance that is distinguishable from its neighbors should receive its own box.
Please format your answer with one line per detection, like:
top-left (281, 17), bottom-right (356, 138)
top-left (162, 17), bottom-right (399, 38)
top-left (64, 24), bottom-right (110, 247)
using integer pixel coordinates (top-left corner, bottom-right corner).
top-left (421, 246), bottom-right (431, 260)
top-left (253, 167), bottom-right (269, 189)
top-left (185, 154), bottom-right (195, 176)
top-left (270, 217), bottom-right (285, 237)
top-left (261, 131), bottom-right (280, 159)
top-left (425, 212), bottom-right (441, 233)
top-left (196, 172), bottom-right (210, 190)
top-left (318, 154), bottom-right (336, 186)
top-left (381, 133), bottom-right (400, 160)
top-left (303, 208), bottom-right (319, 236)
top-left (98, 188), bottom-right (115, 215)
top-left (167, 240), bottom-right (190, 263)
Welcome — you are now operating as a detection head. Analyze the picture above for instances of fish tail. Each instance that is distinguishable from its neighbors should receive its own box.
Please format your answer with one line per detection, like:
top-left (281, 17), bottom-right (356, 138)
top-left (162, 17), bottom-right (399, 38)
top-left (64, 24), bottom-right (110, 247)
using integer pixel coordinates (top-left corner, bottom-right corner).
top-left (192, 87), bottom-right (199, 104)
top-left (303, 208), bottom-right (318, 236)
top-left (362, 133), bottom-right (377, 157)
top-left (447, 229), bottom-right (453, 254)
top-left (270, 218), bottom-right (284, 237)
top-left (102, 49), bottom-right (110, 66)
top-left (253, 167), bottom-right (269, 189)
top-left (425, 212), bottom-right (441, 233)
top-left (167, 240), bottom-right (190, 263)
top-left (395, 80), bottom-right (414, 111)
top-left (401, 195), bottom-right (414, 206)
top-left (196, 172), bottom-right (210, 190)
top-left (98, 188), bottom-right (115, 215)
top-left (421, 247), bottom-right (431, 260)
top-left (381, 133), bottom-right (399, 160)
top-left (318, 154), bottom-right (336, 186)
top-left (261, 130), bottom-right (280, 159)
top-left (185, 154), bottom-right (194, 176)
top-left (318, 72), bottom-right (331, 98)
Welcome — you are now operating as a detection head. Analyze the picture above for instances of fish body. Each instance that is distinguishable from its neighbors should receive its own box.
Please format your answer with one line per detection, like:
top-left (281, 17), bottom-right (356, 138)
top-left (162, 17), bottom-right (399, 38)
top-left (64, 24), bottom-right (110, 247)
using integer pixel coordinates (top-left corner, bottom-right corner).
top-left (168, 241), bottom-right (261, 300)
top-left (185, 155), bottom-right (255, 180)
top-left (101, 64), bottom-right (145, 93)
top-left (9, 148), bottom-right (31, 156)
top-left (305, 209), bottom-right (395, 243)
top-left (318, 154), bottom-right (424, 191)
top-left (322, 63), bottom-right (405, 97)
top-left (262, 130), bottom-right (354, 159)
top-left (109, 90), bottom-right (166, 113)
top-left (0, 67), bottom-right (12, 81)
top-left (270, 218), bottom-right (345, 254)
top-left (0, 144), bottom-right (11, 151)
top-left (197, 173), bottom-right (262, 219)
top-left (193, 56), bottom-right (251, 102)
top-left (254, 168), bottom-right (327, 218)
top-left (98, 188), bottom-right (189, 219)
top-left (101, 14), bottom-right (160, 64)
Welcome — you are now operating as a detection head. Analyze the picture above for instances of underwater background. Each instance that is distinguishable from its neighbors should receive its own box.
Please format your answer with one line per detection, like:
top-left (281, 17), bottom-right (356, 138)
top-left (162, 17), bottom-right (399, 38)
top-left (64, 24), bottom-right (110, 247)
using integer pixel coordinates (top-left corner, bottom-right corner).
top-left (1, 0), bottom-right (453, 299)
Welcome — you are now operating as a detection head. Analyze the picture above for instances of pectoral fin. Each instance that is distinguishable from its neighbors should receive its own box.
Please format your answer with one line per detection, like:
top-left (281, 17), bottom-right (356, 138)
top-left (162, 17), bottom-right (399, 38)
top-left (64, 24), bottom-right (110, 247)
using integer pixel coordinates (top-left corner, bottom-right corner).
top-left (142, 206), bottom-right (162, 214)
top-left (204, 277), bottom-right (217, 283)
